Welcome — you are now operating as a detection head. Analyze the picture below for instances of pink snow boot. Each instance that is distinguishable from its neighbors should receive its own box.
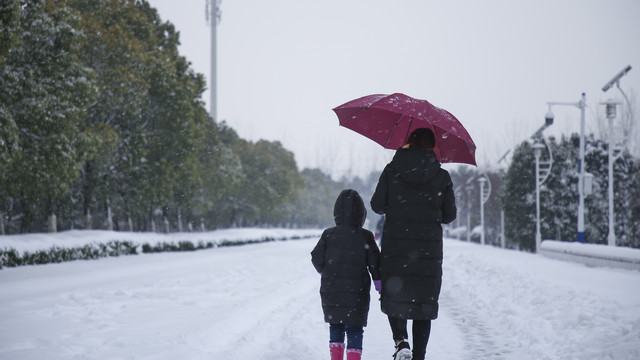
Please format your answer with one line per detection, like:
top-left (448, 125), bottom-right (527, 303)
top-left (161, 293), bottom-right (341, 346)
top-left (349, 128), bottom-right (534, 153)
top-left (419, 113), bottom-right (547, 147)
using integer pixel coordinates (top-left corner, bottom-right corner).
top-left (346, 348), bottom-right (362, 360)
top-left (330, 342), bottom-right (345, 360)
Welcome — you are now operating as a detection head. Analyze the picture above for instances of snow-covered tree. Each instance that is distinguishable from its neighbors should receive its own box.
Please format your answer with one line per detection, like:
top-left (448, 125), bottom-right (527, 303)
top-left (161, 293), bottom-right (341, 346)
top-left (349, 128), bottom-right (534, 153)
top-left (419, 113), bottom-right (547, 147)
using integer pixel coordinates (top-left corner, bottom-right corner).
top-left (500, 133), bottom-right (640, 250)
top-left (223, 134), bottom-right (304, 227)
top-left (0, 0), bottom-right (98, 232)
top-left (190, 121), bottom-right (244, 230)
top-left (0, 0), bottom-right (20, 63)
top-left (0, 0), bottom-right (333, 234)
top-left (500, 142), bottom-right (536, 251)
top-left (584, 136), bottom-right (640, 247)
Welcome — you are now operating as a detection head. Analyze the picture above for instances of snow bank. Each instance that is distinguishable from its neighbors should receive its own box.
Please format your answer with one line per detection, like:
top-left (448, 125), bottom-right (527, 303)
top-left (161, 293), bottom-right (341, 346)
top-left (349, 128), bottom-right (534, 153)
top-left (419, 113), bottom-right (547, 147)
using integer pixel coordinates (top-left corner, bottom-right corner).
top-left (0, 228), bottom-right (323, 268)
top-left (0, 228), bottom-right (323, 254)
top-left (445, 226), bottom-right (467, 238)
top-left (541, 240), bottom-right (640, 271)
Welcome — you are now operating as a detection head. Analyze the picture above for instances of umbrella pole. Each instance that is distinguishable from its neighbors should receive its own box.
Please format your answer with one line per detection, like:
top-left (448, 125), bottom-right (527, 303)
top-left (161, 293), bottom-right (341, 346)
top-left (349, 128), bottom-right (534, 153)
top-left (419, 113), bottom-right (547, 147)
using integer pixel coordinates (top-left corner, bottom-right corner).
top-left (384, 114), bottom-right (407, 148)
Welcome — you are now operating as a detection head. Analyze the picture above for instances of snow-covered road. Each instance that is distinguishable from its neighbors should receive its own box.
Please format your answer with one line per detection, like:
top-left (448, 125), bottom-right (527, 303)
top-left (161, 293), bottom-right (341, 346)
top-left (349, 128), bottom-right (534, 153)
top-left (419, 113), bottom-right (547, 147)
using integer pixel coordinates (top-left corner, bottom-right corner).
top-left (1, 238), bottom-right (639, 360)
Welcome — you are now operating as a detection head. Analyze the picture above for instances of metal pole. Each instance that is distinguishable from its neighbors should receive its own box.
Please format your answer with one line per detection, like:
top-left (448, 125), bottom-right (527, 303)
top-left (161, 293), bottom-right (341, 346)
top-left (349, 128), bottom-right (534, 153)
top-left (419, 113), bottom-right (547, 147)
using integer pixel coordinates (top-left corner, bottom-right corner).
top-left (602, 66), bottom-right (632, 245)
top-left (209, 1), bottom-right (218, 120)
top-left (577, 93), bottom-right (586, 243)
top-left (602, 100), bottom-right (621, 246)
top-left (479, 178), bottom-right (485, 246)
top-left (547, 95), bottom-right (586, 243)
top-left (455, 208), bottom-right (460, 240)
top-left (608, 115), bottom-right (615, 246)
top-left (500, 210), bottom-right (505, 248)
top-left (534, 147), bottom-right (542, 253)
top-left (466, 186), bottom-right (472, 242)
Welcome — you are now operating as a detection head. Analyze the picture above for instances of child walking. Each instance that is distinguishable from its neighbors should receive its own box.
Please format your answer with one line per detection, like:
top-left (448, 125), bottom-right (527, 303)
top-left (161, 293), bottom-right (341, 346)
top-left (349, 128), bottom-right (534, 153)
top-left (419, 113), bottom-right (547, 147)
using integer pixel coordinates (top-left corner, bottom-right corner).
top-left (311, 189), bottom-right (381, 360)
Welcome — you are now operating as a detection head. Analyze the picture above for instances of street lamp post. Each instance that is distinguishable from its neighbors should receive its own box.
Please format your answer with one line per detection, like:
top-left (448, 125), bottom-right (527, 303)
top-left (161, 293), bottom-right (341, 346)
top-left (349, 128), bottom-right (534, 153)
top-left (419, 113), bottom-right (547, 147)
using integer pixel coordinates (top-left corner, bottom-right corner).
top-left (601, 99), bottom-right (622, 246)
top-left (601, 65), bottom-right (633, 247)
top-left (477, 174), bottom-right (491, 246)
top-left (478, 177), bottom-right (486, 246)
top-left (466, 184), bottom-right (473, 242)
top-left (532, 138), bottom-right (553, 253)
top-left (453, 184), bottom-right (464, 240)
top-left (546, 93), bottom-right (587, 243)
top-left (500, 210), bottom-right (505, 248)
top-left (498, 116), bottom-right (554, 249)
top-left (533, 143), bottom-right (544, 253)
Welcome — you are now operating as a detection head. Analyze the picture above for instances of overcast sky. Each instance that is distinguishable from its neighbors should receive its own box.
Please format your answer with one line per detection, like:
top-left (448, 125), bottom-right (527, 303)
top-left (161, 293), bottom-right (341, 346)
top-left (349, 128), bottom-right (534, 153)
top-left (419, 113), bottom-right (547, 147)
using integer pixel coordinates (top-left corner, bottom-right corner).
top-left (147, 0), bottom-right (640, 179)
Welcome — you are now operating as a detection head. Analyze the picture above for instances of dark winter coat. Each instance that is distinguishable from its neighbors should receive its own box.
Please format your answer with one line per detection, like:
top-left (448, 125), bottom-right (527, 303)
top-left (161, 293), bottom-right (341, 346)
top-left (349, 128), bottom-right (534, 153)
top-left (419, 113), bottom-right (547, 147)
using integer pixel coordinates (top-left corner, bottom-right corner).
top-left (370, 148), bottom-right (456, 320)
top-left (311, 189), bottom-right (381, 327)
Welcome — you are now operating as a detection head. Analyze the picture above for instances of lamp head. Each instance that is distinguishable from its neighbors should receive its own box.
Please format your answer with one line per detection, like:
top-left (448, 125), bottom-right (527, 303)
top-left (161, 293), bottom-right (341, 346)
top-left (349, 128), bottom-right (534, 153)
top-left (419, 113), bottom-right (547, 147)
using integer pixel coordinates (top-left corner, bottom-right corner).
top-left (544, 110), bottom-right (554, 126)
top-left (602, 65), bottom-right (632, 92)
top-left (544, 104), bottom-right (554, 126)
top-left (600, 98), bottom-right (622, 119)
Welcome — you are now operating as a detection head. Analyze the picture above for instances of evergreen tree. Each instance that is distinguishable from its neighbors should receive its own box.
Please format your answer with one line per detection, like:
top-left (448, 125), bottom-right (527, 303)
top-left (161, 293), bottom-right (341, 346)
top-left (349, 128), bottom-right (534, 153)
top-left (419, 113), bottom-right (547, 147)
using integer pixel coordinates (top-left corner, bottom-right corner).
top-left (584, 136), bottom-right (640, 247)
top-left (191, 121), bottom-right (244, 230)
top-left (233, 139), bottom-right (303, 226)
top-left (281, 168), bottom-right (347, 228)
top-left (0, 0), bottom-right (20, 232)
top-left (500, 133), bottom-right (640, 249)
top-left (142, 20), bottom-right (209, 232)
top-left (65, 0), bottom-right (153, 229)
top-left (539, 135), bottom-right (578, 242)
top-left (0, 0), bottom-right (98, 232)
top-left (500, 142), bottom-right (536, 251)
top-left (0, 0), bottom-right (20, 62)
top-left (66, 0), bottom-right (213, 230)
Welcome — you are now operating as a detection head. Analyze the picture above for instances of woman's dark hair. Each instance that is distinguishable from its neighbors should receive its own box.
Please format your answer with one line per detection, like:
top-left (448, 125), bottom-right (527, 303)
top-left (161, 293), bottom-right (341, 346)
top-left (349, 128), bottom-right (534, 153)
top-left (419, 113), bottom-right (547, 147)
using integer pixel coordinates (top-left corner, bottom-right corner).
top-left (407, 128), bottom-right (436, 149)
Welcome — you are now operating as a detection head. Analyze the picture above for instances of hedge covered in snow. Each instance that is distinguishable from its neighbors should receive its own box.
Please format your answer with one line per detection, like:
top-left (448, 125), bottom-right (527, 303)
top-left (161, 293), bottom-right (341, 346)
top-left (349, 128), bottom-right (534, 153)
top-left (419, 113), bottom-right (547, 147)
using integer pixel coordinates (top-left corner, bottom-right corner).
top-left (0, 228), bottom-right (322, 269)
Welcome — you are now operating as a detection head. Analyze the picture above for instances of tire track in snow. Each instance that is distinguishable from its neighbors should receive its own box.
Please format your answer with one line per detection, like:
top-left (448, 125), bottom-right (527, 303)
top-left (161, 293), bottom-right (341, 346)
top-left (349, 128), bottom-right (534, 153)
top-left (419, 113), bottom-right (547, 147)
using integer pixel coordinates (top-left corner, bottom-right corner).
top-left (439, 290), bottom-right (508, 360)
top-left (441, 243), bottom-right (511, 360)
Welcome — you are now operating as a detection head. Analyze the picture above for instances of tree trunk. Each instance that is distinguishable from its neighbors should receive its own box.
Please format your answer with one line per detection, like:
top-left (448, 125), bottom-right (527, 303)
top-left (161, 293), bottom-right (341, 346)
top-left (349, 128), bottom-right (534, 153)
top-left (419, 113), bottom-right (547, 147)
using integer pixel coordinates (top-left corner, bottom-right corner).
top-left (83, 208), bottom-right (92, 229)
top-left (105, 197), bottom-right (113, 230)
top-left (177, 208), bottom-right (183, 232)
top-left (162, 206), bottom-right (170, 233)
top-left (47, 213), bottom-right (57, 232)
top-left (82, 161), bottom-right (94, 229)
top-left (47, 198), bottom-right (57, 232)
top-left (0, 211), bottom-right (4, 235)
top-left (122, 197), bottom-right (133, 232)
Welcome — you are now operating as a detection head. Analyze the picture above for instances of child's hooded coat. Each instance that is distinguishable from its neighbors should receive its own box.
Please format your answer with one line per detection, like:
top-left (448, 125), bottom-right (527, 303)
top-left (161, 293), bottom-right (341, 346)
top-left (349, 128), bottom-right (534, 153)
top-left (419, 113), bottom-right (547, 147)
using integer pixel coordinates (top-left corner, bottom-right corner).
top-left (311, 189), bottom-right (381, 327)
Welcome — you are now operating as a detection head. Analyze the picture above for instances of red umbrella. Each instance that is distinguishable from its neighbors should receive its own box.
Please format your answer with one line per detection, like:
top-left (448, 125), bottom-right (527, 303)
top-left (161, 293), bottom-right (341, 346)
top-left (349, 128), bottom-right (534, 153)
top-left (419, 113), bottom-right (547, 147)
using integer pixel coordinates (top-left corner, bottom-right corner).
top-left (332, 93), bottom-right (477, 166)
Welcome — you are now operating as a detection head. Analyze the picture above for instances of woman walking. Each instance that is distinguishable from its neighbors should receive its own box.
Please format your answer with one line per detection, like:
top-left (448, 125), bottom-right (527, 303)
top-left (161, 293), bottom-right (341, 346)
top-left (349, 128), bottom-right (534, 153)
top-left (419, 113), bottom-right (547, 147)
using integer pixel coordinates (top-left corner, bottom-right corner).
top-left (371, 128), bottom-right (457, 360)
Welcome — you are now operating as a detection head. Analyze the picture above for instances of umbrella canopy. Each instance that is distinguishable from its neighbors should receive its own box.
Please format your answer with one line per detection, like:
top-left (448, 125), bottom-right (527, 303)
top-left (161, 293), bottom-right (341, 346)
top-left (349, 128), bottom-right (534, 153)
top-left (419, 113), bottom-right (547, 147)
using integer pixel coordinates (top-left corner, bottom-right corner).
top-left (333, 93), bottom-right (476, 166)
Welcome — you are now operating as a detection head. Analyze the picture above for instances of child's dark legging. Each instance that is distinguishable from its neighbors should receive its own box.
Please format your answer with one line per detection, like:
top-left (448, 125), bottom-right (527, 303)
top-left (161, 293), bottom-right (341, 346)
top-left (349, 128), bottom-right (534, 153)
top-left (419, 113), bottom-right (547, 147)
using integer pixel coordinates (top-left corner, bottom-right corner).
top-left (388, 317), bottom-right (431, 360)
top-left (329, 323), bottom-right (363, 349)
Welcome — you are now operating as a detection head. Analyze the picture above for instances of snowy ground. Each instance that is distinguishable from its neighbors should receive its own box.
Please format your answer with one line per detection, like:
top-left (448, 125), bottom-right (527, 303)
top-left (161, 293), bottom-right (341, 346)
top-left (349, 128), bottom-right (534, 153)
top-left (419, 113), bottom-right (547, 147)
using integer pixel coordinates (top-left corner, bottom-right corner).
top-left (1, 235), bottom-right (639, 360)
